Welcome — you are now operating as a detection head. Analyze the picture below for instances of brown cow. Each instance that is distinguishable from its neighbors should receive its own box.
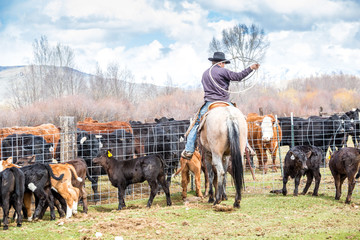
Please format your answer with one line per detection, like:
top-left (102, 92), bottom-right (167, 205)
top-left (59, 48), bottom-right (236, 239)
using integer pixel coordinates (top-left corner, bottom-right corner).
top-left (77, 117), bottom-right (133, 134)
top-left (0, 124), bottom-right (60, 159)
top-left (329, 147), bottom-right (360, 204)
top-left (173, 150), bottom-right (209, 200)
top-left (247, 113), bottom-right (282, 174)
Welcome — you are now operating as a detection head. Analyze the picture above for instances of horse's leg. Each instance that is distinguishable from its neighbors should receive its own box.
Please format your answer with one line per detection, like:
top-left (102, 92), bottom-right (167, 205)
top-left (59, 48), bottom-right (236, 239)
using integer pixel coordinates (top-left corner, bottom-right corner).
top-left (212, 153), bottom-right (225, 205)
top-left (201, 155), bottom-right (210, 197)
top-left (221, 156), bottom-right (230, 201)
top-left (206, 160), bottom-right (214, 203)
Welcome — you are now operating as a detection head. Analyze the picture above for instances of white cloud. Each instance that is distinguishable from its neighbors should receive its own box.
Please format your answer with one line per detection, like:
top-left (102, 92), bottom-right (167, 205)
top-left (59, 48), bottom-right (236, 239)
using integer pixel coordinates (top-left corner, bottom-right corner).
top-left (0, 0), bottom-right (359, 90)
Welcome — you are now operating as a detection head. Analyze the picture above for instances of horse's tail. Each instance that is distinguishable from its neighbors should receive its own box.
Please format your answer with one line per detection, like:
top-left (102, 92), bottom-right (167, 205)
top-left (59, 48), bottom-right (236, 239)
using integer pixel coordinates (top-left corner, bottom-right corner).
top-left (227, 118), bottom-right (244, 195)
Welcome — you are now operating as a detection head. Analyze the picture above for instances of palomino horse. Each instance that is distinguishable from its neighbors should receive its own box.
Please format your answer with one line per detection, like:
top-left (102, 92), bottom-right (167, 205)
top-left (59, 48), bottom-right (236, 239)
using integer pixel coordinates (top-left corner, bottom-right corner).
top-left (199, 105), bottom-right (247, 208)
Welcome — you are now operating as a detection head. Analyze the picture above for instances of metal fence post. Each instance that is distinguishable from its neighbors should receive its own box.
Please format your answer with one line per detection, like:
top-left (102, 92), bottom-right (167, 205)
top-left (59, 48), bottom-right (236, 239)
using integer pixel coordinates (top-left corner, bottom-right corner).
top-left (291, 112), bottom-right (294, 148)
top-left (275, 115), bottom-right (283, 177)
top-left (60, 116), bottom-right (77, 163)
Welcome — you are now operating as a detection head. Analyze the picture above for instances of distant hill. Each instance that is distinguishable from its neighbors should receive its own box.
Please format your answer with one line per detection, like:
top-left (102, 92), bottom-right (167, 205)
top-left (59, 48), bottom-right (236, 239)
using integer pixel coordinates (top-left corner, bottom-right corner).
top-left (0, 65), bottom-right (175, 106)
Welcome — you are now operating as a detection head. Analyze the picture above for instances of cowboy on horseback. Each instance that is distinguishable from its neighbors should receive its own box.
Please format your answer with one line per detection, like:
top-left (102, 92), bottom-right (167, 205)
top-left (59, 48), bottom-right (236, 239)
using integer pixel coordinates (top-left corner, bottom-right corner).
top-left (181, 51), bottom-right (260, 160)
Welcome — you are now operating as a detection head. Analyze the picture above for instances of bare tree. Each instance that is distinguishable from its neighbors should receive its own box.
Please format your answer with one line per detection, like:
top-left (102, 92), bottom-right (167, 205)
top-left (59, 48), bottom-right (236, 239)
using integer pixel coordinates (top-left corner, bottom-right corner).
top-left (9, 35), bottom-right (85, 108)
top-left (209, 24), bottom-right (269, 71)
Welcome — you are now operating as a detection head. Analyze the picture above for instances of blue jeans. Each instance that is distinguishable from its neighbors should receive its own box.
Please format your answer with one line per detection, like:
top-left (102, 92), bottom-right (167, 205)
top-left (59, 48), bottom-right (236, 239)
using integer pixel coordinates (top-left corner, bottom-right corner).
top-left (184, 102), bottom-right (213, 153)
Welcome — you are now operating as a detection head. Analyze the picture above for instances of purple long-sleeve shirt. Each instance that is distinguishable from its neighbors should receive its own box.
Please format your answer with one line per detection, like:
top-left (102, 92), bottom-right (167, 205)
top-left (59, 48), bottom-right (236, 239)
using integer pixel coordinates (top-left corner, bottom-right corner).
top-left (201, 65), bottom-right (253, 102)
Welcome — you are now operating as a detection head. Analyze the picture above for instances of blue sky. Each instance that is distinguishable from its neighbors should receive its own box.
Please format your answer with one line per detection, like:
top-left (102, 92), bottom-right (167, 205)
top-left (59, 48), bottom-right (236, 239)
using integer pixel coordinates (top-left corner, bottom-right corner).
top-left (0, 0), bottom-right (359, 88)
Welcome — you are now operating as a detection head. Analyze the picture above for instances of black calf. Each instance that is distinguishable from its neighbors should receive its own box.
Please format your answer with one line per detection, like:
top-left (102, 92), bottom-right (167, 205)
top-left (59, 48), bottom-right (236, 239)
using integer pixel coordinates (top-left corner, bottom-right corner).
top-left (93, 149), bottom-right (172, 210)
top-left (282, 145), bottom-right (322, 196)
top-left (20, 163), bottom-right (64, 220)
top-left (329, 147), bottom-right (360, 204)
top-left (0, 167), bottom-right (25, 230)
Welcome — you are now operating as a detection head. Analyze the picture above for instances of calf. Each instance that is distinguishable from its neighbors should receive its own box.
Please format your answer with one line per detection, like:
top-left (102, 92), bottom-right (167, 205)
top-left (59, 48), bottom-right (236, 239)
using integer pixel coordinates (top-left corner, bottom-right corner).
top-left (93, 149), bottom-right (172, 210)
top-left (65, 158), bottom-right (96, 213)
top-left (16, 157), bottom-right (83, 218)
top-left (329, 147), bottom-right (360, 204)
top-left (1, 157), bottom-right (64, 221)
top-left (282, 145), bottom-right (322, 196)
top-left (173, 150), bottom-right (207, 200)
top-left (0, 167), bottom-right (25, 230)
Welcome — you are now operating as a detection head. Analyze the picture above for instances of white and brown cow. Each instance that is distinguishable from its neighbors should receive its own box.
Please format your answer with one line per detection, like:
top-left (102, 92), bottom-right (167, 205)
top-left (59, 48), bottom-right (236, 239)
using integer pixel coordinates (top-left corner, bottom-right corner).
top-left (247, 113), bottom-right (282, 173)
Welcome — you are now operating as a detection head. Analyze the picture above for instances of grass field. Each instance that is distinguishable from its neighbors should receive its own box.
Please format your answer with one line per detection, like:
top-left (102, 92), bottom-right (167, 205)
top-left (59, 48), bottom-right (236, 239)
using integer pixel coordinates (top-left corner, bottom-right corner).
top-left (1, 166), bottom-right (360, 240)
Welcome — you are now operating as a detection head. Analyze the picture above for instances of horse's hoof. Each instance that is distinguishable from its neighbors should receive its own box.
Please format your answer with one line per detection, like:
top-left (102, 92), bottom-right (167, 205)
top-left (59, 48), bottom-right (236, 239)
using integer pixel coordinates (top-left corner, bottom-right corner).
top-left (3, 226), bottom-right (8, 230)
top-left (17, 223), bottom-right (22, 227)
top-left (233, 203), bottom-right (240, 208)
top-left (208, 198), bottom-right (214, 203)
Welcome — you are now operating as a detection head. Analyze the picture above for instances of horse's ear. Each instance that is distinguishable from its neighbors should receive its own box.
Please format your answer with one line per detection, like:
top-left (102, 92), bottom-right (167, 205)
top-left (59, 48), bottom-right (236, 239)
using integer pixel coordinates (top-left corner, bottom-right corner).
top-left (154, 118), bottom-right (159, 123)
top-left (305, 151), bottom-right (312, 159)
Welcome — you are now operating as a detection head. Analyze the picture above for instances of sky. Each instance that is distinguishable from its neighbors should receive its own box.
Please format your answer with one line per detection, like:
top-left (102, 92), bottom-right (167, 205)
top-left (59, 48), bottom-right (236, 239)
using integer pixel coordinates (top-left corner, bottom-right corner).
top-left (0, 0), bottom-right (359, 88)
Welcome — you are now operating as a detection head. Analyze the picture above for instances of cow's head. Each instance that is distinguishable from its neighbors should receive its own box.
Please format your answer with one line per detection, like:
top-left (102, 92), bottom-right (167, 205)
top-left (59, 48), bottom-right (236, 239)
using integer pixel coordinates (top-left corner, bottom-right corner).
top-left (260, 116), bottom-right (274, 142)
top-left (289, 149), bottom-right (312, 170)
top-left (93, 149), bottom-right (113, 167)
top-left (288, 149), bottom-right (311, 170)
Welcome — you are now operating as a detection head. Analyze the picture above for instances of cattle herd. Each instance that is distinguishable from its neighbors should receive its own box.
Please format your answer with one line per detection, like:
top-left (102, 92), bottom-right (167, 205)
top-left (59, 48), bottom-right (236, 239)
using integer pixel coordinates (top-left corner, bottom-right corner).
top-left (0, 108), bottom-right (360, 230)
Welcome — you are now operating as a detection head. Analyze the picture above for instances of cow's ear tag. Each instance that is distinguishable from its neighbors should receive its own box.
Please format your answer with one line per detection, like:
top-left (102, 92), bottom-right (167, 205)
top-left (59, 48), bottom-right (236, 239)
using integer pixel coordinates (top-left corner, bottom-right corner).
top-left (107, 151), bottom-right (113, 157)
top-left (290, 155), bottom-right (295, 160)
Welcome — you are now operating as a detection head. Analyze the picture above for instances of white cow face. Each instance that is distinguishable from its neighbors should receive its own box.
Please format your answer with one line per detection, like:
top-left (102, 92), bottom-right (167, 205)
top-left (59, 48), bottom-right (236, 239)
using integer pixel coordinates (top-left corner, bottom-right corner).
top-left (261, 116), bottom-right (274, 142)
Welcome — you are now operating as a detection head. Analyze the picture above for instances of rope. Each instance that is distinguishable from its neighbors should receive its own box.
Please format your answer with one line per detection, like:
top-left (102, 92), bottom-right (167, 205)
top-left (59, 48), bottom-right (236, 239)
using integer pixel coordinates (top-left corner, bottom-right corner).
top-left (208, 56), bottom-right (260, 94)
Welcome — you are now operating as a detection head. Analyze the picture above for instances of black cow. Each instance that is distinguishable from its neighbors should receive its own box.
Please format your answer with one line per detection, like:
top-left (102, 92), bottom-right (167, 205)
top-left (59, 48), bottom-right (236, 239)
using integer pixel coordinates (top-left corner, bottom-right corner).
top-left (144, 117), bottom-right (189, 183)
top-left (93, 149), bottom-right (172, 210)
top-left (345, 108), bottom-right (360, 147)
top-left (278, 117), bottom-right (307, 147)
top-left (0, 167), bottom-right (25, 230)
top-left (333, 114), bottom-right (355, 150)
top-left (76, 129), bottom-right (135, 201)
top-left (282, 145), bottom-right (322, 196)
top-left (279, 115), bottom-right (347, 165)
top-left (1, 133), bottom-right (53, 163)
top-left (329, 147), bottom-right (360, 204)
top-left (20, 163), bottom-right (64, 221)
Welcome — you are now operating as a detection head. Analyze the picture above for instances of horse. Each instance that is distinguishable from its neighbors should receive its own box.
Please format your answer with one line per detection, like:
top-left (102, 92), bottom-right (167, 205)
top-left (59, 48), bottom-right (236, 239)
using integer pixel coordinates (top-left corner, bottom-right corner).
top-left (199, 105), bottom-right (247, 208)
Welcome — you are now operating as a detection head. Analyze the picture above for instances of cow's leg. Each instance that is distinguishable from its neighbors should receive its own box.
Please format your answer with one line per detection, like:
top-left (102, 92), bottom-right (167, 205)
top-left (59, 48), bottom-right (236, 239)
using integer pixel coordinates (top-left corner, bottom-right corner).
top-left (293, 174), bottom-right (302, 196)
top-left (158, 172), bottom-right (172, 206)
top-left (23, 192), bottom-right (33, 221)
top-left (147, 180), bottom-right (159, 208)
top-left (14, 195), bottom-right (23, 227)
top-left (2, 195), bottom-right (10, 230)
top-left (271, 150), bottom-right (278, 172)
top-left (181, 165), bottom-right (189, 200)
top-left (81, 186), bottom-right (88, 213)
top-left (345, 174), bottom-right (356, 204)
top-left (91, 175), bottom-right (100, 203)
top-left (335, 174), bottom-right (346, 200)
top-left (192, 161), bottom-right (203, 198)
top-left (312, 170), bottom-right (321, 196)
top-left (117, 186), bottom-right (126, 210)
top-left (282, 173), bottom-right (289, 196)
top-left (301, 171), bottom-right (313, 195)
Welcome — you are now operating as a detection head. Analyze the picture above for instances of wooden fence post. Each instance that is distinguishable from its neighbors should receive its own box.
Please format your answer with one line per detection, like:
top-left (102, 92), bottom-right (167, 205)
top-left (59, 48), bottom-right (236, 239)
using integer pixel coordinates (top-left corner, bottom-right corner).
top-left (60, 116), bottom-right (77, 163)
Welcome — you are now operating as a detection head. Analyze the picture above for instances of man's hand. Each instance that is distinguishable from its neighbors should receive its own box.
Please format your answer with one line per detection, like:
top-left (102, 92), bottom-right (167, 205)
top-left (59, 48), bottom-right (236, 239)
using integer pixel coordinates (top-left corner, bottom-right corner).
top-left (250, 63), bottom-right (260, 70)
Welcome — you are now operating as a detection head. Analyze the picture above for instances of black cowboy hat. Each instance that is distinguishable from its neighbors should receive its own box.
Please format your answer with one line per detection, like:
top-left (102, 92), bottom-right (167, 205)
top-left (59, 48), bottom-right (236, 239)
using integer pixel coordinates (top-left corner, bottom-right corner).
top-left (208, 52), bottom-right (230, 64)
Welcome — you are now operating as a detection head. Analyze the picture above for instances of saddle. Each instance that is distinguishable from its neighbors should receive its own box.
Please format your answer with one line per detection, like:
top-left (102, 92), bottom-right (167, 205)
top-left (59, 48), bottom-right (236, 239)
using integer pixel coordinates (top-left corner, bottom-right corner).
top-left (185, 101), bottom-right (233, 137)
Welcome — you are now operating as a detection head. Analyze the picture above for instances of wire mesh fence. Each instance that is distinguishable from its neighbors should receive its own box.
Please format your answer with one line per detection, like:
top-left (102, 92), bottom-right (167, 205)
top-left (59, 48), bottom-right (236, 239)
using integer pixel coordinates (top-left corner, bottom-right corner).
top-left (0, 114), bottom-right (359, 207)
